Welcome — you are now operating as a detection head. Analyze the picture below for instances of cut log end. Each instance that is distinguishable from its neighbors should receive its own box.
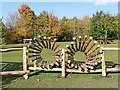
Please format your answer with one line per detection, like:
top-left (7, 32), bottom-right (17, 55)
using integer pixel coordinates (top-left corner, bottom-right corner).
top-left (66, 45), bottom-right (70, 48)
top-left (73, 37), bottom-right (76, 40)
top-left (79, 36), bottom-right (81, 38)
top-left (71, 42), bottom-right (74, 44)
top-left (89, 37), bottom-right (93, 40)
top-left (48, 37), bottom-right (51, 40)
top-left (94, 41), bottom-right (97, 44)
top-left (85, 35), bottom-right (87, 38)
top-left (43, 36), bottom-right (47, 39)
top-left (38, 35), bottom-right (42, 38)
top-left (54, 38), bottom-right (57, 41)
top-left (97, 45), bottom-right (100, 47)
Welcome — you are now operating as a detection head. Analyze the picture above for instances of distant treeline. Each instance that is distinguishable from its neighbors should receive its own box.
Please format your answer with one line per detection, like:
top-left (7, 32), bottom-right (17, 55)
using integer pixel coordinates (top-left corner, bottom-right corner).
top-left (0, 4), bottom-right (119, 44)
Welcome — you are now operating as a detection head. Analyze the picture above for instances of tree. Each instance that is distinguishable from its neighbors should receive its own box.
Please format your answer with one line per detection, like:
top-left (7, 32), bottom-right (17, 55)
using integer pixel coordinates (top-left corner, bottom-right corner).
top-left (36, 11), bottom-right (63, 39)
top-left (0, 18), bottom-right (6, 44)
top-left (5, 12), bottom-right (19, 43)
top-left (17, 4), bottom-right (36, 39)
top-left (89, 11), bottom-right (118, 39)
top-left (48, 12), bottom-right (62, 39)
top-left (35, 11), bottom-right (50, 37)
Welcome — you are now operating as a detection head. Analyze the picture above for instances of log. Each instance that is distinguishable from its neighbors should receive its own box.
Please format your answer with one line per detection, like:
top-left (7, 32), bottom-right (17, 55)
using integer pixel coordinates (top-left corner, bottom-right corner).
top-left (82, 63), bottom-right (94, 69)
top-left (68, 56), bottom-right (74, 61)
top-left (35, 58), bottom-right (43, 64)
top-left (52, 38), bottom-right (57, 50)
top-left (44, 36), bottom-right (48, 48)
top-left (28, 67), bottom-right (120, 73)
top-left (30, 56), bottom-right (42, 62)
top-left (66, 45), bottom-right (75, 55)
top-left (29, 67), bottom-right (62, 71)
top-left (0, 71), bottom-right (30, 76)
top-left (71, 62), bottom-right (75, 68)
top-left (100, 47), bottom-right (106, 76)
top-left (28, 54), bottom-right (40, 58)
top-left (23, 47), bottom-right (28, 71)
top-left (52, 59), bottom-right (59, 66)
top-left (48, 37), bottom-right (51, 49)
top-left (85, 61), bottom-right (99, 66)
top-left (28, 45), bottom-right (42, 52)
top-left (88, 51), bottom-right (102, 58)
top-left (53, 44), bottom-right (60, 51)
top-left (85, 41), bottom-right (97, 55)
top-left (53, 56), bottom-right (60, 61)
top-left (28, 50), bottom-right (41, 53)
top-left (62, 49), bottom-right (66, 78)
top-left (78, 36), bottom-right (82, 51)
top-left (39, 63), bottom-right (42, 68)
top-left (71, 42), bottom-right (76, 52)
top-left (34, 60), bottom-right (37, 71)
top-left (50, 62), bottom-right (54, 67)
top-left (81, 35), bottom-right (87, 52)
top-left (55, 48), bottom-right (61, 53)
top-left (0, 48), bottom-right (23, 52)
top-left (46, 62), bottom-right (50, 69)
top-left (31, 42), bottom-right (42, 50)
top-left (42, 61), bottom-right (47, 69)
top-left (68, 60), bottom-right (71, 64)
top-left (38, 35), bottom-right (46, 48)
top-left (66, 50), bottom-right (73, 56)
top-left (75, 64), bottom-right (78, 69)
top-left (78, 64), bottom-right (82, 71)
top-left (73, 37), bottom-right (78, 51)
top-left (102, 48), bottom-right (120, 51)
top-left (87, 45), bottom-right (100, 56)
top-left (87, 56), bottom-right (101, 61)
top-left (54, 52), bottom-right (61, 56)
top-left (34, 38), bottom-right (43, 48)
top-left (81, 64), bottom-right (88, 72)
top-left (66, 67), bottom-right (120, 73)
top-left (83, 37), bottom-right (93, 52)
top-left (67, 64), bottom-right (71, 68)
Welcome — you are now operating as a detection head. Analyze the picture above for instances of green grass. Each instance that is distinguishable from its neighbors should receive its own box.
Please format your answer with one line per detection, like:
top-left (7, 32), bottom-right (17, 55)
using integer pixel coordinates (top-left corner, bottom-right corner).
top-left (1, 41), bottom-right (120, 88)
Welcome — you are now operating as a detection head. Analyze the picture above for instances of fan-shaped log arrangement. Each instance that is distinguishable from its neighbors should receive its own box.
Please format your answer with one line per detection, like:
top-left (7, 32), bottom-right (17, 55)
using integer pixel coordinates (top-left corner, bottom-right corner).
top-left (27, 36), bottom-right (62, 69)
top-left (66, 36), bottom-right (102, 72)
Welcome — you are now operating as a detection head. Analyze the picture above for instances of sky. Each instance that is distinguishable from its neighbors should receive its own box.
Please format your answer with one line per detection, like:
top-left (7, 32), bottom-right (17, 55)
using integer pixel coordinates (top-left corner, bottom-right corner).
top-left (0, 0), bottom-right (119, 23)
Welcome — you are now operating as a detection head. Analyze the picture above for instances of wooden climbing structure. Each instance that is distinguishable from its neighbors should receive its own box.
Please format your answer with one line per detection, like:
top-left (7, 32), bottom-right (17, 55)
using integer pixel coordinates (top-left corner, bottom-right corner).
top-left (1, 35), bottom-right (120, 79)
top-left (65, 36), bottom-right (102, 72)
top-left (28, 36), bottom-right (62, 69)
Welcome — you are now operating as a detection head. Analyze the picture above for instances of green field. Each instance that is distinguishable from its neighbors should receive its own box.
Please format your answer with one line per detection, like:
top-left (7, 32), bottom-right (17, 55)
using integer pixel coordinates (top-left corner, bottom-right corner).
top-left (1, 40), bottom-right (120, 88)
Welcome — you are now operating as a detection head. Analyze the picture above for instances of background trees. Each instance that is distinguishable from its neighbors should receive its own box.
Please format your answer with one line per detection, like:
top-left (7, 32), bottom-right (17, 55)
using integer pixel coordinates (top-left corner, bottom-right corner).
top-left (1, 4), bottom-right (119, 44)
top-left (0, 18), bottom-right (6, 44)
top-left (89, 11), bottom-right (118, 39)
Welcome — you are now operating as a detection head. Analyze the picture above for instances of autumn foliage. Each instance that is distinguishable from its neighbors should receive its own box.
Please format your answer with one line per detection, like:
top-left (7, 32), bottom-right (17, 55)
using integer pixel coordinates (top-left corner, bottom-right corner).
top-left (1, 4), bottom-right (119, 44)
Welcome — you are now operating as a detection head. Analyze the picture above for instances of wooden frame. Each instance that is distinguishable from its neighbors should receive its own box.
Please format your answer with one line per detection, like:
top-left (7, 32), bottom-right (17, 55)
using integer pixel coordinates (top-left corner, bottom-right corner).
top-left (100, 47), bottom-right (120, 76)
top-left (1, 36), bottom-right (120, 79)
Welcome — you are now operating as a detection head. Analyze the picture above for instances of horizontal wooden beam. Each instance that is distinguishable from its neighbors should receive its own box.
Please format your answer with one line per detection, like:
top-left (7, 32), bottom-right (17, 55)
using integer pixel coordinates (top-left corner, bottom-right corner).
top-left (66, 67), bottom-right (120, 73)
top-left (0, 70), bottom-right (30, 76)
top-left (29, 67), bottom-right (62, 71)
top-left (29, 67), bottom-right (120, 73)
top-left (102, 48), bottom-right (120, 51)
top-left (0, 48), bottom-right (23, 51)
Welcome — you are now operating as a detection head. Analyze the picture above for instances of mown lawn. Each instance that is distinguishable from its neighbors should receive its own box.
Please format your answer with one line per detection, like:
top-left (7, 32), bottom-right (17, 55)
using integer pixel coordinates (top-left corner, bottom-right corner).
top-left (1, 40), bottom-right (120, 88)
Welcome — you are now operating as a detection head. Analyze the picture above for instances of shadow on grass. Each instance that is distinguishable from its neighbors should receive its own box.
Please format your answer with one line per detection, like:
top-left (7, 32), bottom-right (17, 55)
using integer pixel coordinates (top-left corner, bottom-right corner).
top-left (2, 62), bottom-right (23, 87)
top-left (1, 60), bottom-right (119, 88)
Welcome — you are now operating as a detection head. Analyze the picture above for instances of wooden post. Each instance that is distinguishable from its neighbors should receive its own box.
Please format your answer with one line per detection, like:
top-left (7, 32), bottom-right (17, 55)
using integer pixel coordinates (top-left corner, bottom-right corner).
top-left (62, 49), bottom-right (66, 78)
top-left (23, 47), bottom-right (28, 79)
top-left (100, 47), bottom-right (106, 76)
top-left (34, 50), bottom-right (37, 71)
